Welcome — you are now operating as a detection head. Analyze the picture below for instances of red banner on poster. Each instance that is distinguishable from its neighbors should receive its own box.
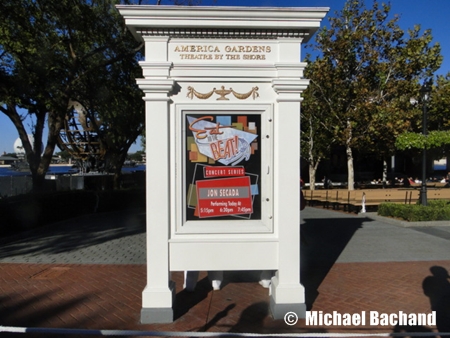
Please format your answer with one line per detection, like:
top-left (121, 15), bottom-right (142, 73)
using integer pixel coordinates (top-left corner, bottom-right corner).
top-left (196, 176), bottom-right (253, 218)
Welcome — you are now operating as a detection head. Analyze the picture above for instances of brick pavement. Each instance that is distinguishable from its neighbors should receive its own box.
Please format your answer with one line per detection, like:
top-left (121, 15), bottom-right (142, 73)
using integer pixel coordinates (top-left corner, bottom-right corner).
top-left (0, 260), bottom-right (448, 337)
top-left (1, 207), bottom-right (449, 337)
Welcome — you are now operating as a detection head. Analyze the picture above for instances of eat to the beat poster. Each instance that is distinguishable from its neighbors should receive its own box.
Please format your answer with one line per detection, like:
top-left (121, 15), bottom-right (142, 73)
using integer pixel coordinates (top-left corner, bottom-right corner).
top-left (185, 114), bottom-right (262, 220)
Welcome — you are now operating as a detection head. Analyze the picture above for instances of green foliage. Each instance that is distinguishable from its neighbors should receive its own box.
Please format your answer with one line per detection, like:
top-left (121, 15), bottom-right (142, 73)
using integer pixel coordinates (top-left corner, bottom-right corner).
top-left (55, 150), bottom-right (72, 161)
top-left (395, 132), bottom-right (427, 150)
top-left (378, 200), bottom-right (450, 221)
top-left (428, 72), bottom-right (450, 130)
top-left (128, 151), bottom-right (145, 162)
top-left (396, 130), bottom-right (450, 150)
top-left (301, 62), bottom-right (335, 164)
top-left (302, 0), bottom-right (442, 187)
top-left (0, 0), bottom-right (144, 190)
top-left (395, 72), bottom-right (450, 155)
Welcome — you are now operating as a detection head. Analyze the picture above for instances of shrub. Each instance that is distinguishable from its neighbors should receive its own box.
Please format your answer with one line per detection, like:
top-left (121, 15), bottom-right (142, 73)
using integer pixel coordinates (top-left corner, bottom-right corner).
top-left (378, 200), bottom-right (450, 222)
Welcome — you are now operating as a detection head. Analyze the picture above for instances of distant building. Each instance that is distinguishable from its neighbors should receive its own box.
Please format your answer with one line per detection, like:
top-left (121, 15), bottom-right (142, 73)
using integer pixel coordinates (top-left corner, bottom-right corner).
top-left (0, 155), bottom-right (18, 165)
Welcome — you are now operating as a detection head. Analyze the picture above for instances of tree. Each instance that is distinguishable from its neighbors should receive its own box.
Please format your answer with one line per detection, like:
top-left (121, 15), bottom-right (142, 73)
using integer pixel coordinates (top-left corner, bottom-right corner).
top-left (55, 150), bottom-right (72, 163)
top-left (396, 73), bottom-right (450, 160)
top-left (78, 53), bottom-right (145, 188)
top-left (428, 73), bottom-right (450, 132)
top-left (304, 0), bottom-right (442, 189)
top-left (129, 150), bottom-right (145, 162)
top-left (140, 131), bottom-right (146, 152)
top-left (0, 0), bottom-right (143, 191)
top-left (301, 59), bottom-right (336, 189)
top-left (1, 1), bottom-right (66, 190)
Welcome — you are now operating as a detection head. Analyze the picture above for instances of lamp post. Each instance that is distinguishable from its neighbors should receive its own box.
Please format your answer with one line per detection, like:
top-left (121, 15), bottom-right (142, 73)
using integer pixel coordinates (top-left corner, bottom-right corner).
top-left (420, 81), bottom-right (432, 206)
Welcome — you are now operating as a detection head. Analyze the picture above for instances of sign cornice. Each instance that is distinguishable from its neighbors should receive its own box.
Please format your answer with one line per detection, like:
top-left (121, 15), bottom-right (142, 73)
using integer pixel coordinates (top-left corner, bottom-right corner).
top-left (116, 5), bottom-right (329, 43)
top-left (137, 28), bottom-right (309, 39)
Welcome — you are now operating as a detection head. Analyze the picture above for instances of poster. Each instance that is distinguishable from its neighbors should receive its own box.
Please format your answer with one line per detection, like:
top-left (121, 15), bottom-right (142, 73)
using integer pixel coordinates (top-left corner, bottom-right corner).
top-left (185, 114), bottom-right (261, 220)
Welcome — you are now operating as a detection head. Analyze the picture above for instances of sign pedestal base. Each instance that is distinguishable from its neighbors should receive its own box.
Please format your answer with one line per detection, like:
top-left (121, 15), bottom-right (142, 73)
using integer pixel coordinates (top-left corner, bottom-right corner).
top-left (270, 275), bottom-right (307, 320)
top-left (270, 298), bottom-right (307, 320)
top-left (141, 282), bottom-right (176, 324)
top-left (141, 307), bottom-right (174, 324)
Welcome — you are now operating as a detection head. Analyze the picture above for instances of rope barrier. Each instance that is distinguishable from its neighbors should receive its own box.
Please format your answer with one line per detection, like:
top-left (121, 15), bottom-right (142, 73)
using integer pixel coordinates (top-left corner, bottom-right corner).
top-left (1, 326), bottom-right (449, 337)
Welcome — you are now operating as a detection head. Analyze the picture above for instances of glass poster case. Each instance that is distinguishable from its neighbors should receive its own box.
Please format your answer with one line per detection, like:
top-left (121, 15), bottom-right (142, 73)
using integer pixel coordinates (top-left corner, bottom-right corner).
top-left (185, 113), bottom-right (262, 220)
top-left (176, 106), bottom-right (273, 234)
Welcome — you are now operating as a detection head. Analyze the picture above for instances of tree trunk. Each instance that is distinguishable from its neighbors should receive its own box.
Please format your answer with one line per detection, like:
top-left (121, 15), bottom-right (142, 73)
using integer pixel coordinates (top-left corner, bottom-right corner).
top-left (382, 158), bottom-right (388, 187)
top-left (309, 164), bottom-right (316, 191)
top-left (2, 104), bottom-right (66, 192)
top-left (346, 144), bottom-right (355, 190)
top-left (106, 149), bottom-right (128, 190)
top-left (308, 158), bottom-right (320, 191)
top-left (29, 111), bottom-right (64, 192)
top-left (113, 168), bottom-right (122, 190)
top-left (346, 119), bottom-right (355, 190)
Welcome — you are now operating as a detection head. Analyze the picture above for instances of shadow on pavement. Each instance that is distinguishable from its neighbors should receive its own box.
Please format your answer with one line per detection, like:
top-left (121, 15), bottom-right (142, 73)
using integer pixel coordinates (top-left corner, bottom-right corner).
top-left (206, 301), bottom-right (329, 336)
top-left (0, 209), bottom-right (145, 258)
top-left (392, 324), bottom-right (434, 338)
top-left (422, 265), bottom-right (450, 334)
top-left (174, 276), bottom-right (213, 320)
top-left (220, 301), bottom-right (269, 333)
top-left (0, 290), bottom-right (98, 338)
top-left (300, 215), bottom-right (371, 309)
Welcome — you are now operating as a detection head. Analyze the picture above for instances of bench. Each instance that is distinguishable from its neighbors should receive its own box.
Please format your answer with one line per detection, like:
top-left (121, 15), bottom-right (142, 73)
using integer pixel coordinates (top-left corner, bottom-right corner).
top-left (305, 186), bottom-right (450, 213)
top-left (305, 189), bottom-right (325, 206)
top-left (306, 189), bottom-right (354, 210)
top-left (410, 183), bottom-right (448, 189)
top-left (330, 190), bottom-right (351, 210)
top-left (327, 190), bottom-right (341, 209)
top-left (427, 189), bottom-right (450, 201)
top-left (306, 189), bottom-right (355, 211)
top-left (348, 189), bottom-right (417, 213)
top-left (305, 189), bottom-right (340, 208)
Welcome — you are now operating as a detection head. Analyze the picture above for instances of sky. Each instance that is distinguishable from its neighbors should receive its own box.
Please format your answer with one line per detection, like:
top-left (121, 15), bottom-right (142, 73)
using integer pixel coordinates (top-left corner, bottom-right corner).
top-left (1, 0), bottom-right (449, 155)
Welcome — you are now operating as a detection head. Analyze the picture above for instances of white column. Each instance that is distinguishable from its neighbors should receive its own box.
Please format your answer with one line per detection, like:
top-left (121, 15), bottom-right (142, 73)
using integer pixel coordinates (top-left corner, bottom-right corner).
top-left (270, 78), bottom-right (309, 319)
top-left (138, 79), bottom-right (176, 324)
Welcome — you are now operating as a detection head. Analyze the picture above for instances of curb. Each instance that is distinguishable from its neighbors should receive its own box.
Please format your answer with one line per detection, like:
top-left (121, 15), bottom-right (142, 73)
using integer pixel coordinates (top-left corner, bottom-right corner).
top-left (360, 212), bottom-right (450, 227)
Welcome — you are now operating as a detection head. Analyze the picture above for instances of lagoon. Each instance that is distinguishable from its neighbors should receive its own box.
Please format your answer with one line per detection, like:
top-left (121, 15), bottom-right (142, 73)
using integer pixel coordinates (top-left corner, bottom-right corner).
top-left (0, 164), bottom-right (146, 177)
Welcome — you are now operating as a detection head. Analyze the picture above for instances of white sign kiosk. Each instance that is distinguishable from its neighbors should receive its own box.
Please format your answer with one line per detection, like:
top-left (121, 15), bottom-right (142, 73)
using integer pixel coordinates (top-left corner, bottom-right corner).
top-left (117, 5), bottom-right (328, 324)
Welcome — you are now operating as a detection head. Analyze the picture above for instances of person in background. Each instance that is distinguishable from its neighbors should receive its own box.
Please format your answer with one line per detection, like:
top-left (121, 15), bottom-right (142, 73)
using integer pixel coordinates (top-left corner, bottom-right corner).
top-left (323, 176), bottom-right (332, 189)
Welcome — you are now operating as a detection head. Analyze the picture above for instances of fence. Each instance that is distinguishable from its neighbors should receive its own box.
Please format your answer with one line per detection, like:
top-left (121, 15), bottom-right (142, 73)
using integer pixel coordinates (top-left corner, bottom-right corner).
top-left (0, 171), bottom-right (145, 198)
top-left (0, 176), bottom-right (33, 197)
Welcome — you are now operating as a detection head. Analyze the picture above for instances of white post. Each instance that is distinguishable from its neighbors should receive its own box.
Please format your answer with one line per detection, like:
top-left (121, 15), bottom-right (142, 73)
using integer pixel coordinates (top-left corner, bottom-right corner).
top-left (270, 78), bottom-right (309, 318)
top-left (138, 78), bottom-right (176, 323)
top-left (361, 192), bottom-right (366, 213)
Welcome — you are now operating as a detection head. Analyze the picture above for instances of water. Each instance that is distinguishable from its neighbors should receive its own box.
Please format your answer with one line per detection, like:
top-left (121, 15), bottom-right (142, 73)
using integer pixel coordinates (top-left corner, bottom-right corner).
top-left (0, 167), bottom-right (32, 177)
top-left (0, 164), bottom-right (146, 177)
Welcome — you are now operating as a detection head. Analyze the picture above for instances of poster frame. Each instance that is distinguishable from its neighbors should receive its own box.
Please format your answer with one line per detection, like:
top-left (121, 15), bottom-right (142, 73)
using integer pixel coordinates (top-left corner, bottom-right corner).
top-left (173, 103), bottom-right (274, 235)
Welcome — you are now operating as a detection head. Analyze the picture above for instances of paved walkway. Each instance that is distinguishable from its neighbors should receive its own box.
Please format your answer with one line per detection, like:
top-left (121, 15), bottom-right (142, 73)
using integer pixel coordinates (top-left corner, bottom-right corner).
top-left (0, 207), bottom-right (449, 337)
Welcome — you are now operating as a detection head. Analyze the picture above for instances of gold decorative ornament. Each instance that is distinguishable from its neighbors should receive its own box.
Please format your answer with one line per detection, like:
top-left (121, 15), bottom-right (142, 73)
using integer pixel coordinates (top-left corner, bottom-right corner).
top-left (187, 86), bottom-right (259, 100)
top-left (186, 86), bottom-right (216, 100)
top-left (214, 86), bottom-right (232, 100)
top-left (231, 87), bottom-right (259, 100)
